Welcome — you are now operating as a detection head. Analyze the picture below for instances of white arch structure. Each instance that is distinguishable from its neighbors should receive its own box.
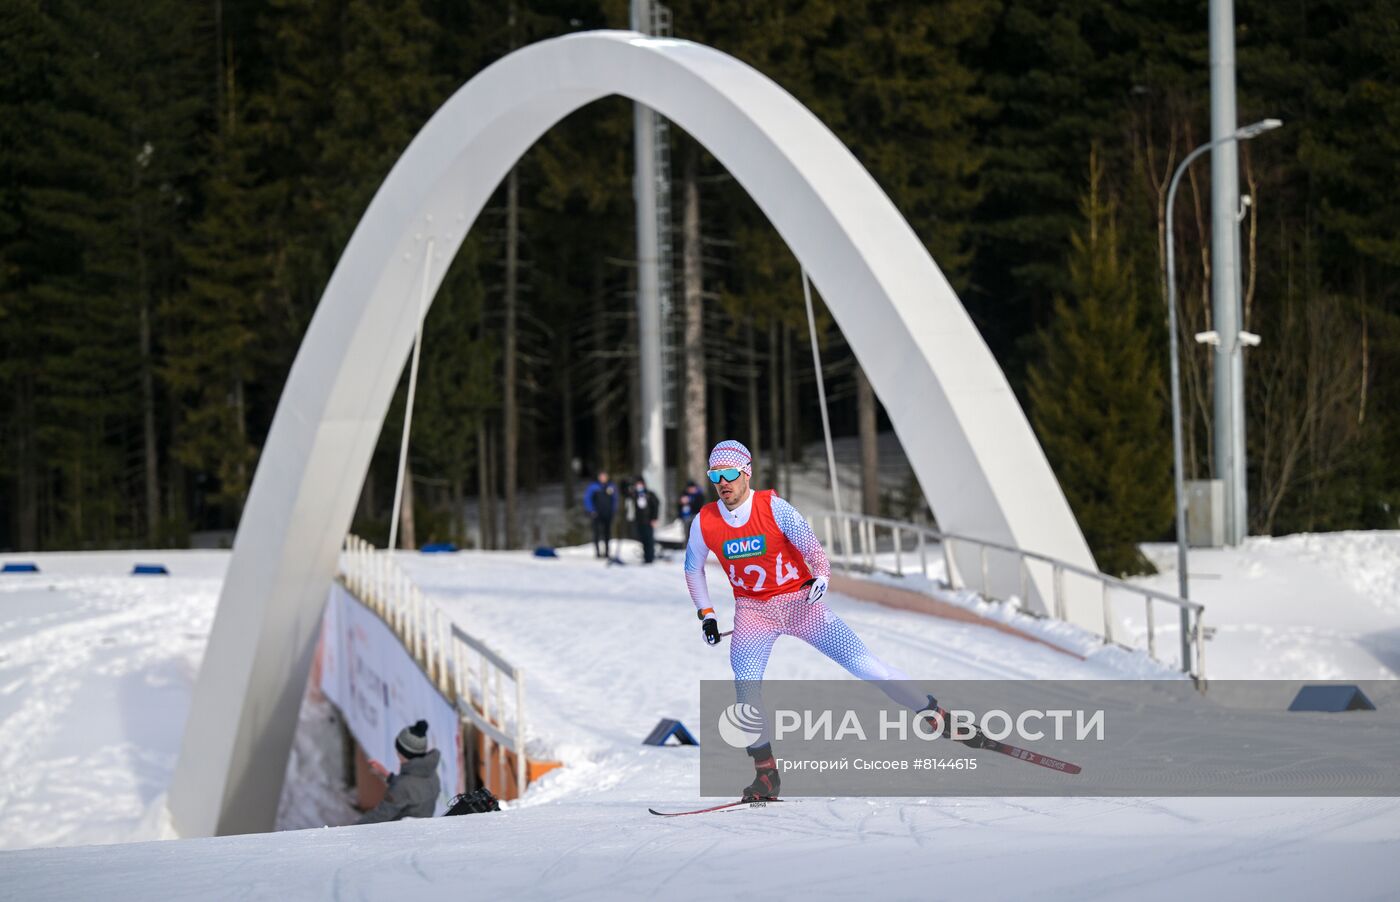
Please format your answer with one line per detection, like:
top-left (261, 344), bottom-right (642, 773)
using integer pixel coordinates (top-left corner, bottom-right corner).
top-left (169, 31), bottom-right (1097, 837)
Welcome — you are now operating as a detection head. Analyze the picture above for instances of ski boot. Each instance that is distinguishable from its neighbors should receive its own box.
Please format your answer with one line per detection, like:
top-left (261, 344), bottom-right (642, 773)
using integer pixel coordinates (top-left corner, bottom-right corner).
top-left (918, 695), bottom-right (987, 748)
top-left (741, 742), bottom-right (781, 801)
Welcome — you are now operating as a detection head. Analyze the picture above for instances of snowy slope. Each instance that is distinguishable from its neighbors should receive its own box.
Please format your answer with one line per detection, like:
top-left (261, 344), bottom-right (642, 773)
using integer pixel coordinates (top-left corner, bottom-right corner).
top-left (0, 552), bottom-right (225, 850)
top-left (6, 794), bottom-right (1400, 902)
top-left (4, 536), bottom-right (1400, 899)
top-left (397, 545), bottom-right (1143, 769)
top-left (1135, 532), bottom-right (1400, 680)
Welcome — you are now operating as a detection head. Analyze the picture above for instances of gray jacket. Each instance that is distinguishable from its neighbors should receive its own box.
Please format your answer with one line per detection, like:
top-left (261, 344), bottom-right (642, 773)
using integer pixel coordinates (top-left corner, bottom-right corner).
top-left (356, 749), bottom-right (442, 824)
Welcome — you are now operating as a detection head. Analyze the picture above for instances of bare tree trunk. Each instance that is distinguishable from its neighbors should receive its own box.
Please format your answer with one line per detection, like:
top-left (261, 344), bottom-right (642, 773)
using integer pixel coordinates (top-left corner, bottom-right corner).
top-left (745, 326), bottom-right (759, 469)
top-left (489, 421), bottom-right (501, 548)
top-left (524, 417), bottom-right (539, 546)
top-left (768, 322), bottom-right (781, 492)
top-left (591, 259), bottom-right (610, 471)
top-left (477, 420), bottom-right (494, 550)
top-left (561, 337), bottom-right (576, 511)
top-left (1358, 309), bottom-right (1368, 426)
top-left (503, 169), bottom-right (520, 548)
top-left (133, 157), bottom-right (160, 544)
top-left (856, 365), bottom-right (879, 516)
top-left (782, 324), bottom-right (796, 499)
top-left (681, 147), bottom-right (707, 488)
top-left (359, 469), bottom-right (376, 527)
top-left (451, 477), bottom-right (464, 546)
top-left (16, 382), bottom-right (38, 549)
top-left (139, 298), bottom-right (160, 541)
top-left (165, 409), bottom-right (184, 530)
top-left (628, 297), bottom-right (641, 475)
top-left (708, 377), bottom-right (723, 456)
top-left (1242, 148), bottom-right (1259, 329)
top-left (232, 378), bottom-right (247, 515)
top-left (398, 461), bottom-right (416, 550)
top-left (1252, 281), bottom-right (1364, 533)
top-left (214, 0), bottom-right (225, 137)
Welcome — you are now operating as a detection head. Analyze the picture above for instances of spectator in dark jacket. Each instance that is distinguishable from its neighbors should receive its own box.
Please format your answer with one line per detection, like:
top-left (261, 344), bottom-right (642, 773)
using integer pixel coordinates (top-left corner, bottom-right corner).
top-left (583, 471), bottom-right (617, 559)
top-left (678, 480), bottom-right (705, 534)
top-left (357, 720), bottom-right (441, 824)
top-left (627, 476), bottom-right (660, 564)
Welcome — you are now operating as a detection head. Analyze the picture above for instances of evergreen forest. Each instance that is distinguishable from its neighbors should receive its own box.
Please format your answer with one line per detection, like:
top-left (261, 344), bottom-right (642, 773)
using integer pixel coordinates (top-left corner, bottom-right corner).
top-left (2, 0), bottom-right (1397, 575)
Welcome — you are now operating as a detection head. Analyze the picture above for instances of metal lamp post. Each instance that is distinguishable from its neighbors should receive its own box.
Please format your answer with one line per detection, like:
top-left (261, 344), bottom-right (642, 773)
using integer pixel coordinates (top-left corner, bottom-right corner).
top-left (1165, 117), bottom-right (1280, 667)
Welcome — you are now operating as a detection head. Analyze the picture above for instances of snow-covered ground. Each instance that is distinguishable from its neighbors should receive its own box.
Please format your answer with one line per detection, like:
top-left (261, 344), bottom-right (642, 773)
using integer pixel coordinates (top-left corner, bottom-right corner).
top-left (0, 552), bottom-right (224, 851)
top-left (1137, 532), bottom-right (1400, 680)
top-left (3, 532), bottom-right (1400, 899)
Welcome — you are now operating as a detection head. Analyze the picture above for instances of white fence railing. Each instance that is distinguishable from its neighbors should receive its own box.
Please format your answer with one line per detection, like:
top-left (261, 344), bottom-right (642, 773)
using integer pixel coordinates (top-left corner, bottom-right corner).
top-left (341, 534), bottom-right (530, 796)
top-left (451, 623), bottom-right (526, 796)
top-left (814, 512), bottom-right (1206, 682)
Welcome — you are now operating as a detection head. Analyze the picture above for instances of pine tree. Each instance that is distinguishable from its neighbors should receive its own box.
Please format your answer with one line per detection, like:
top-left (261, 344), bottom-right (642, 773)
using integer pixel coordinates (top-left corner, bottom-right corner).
top-left (165, 114), bottom-right (270, 518)
top-left (0, 0), bottom-right (206, 547)
top-left (1027, 149), bottom-right (1171, 575)
top-left (411, 236), bottom-right (497, 544)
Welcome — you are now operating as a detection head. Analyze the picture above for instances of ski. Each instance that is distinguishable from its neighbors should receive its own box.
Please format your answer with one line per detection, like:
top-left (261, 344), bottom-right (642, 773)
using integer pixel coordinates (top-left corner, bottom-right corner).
top-left (973, 735), bottom-right (1082, 775)
top-left (648, 799), bottom-right (782, 817)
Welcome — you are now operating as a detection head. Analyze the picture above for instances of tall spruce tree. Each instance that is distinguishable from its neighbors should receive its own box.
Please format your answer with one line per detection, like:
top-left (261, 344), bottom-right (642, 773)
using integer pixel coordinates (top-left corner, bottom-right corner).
top-left (1027, 149), bottom-right (1171, 575)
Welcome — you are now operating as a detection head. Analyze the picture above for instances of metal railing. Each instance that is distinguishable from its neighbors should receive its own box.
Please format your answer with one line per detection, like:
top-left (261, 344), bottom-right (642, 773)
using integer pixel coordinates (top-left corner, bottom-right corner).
top-left (340, 534), bottom-right (531, 796)
top-left (814, 512), bottom-right (1206, 682)
top-left (451, 623), bottom-right (527, 797)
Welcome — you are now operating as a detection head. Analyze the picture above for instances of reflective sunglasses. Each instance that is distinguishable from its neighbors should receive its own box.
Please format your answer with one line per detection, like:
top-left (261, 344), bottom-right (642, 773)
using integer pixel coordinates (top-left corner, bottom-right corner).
top-left (707, 467), bottom-right (743, 484)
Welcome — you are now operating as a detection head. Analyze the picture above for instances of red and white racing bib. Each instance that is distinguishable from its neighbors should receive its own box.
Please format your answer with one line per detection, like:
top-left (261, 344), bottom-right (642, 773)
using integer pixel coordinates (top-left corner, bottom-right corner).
top-left (698, 490), bottom-right (813, 601)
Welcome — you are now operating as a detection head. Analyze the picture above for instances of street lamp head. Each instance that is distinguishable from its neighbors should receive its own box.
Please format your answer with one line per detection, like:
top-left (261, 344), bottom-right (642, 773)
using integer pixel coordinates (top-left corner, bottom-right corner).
top-left (1236, 118), bottom-right (1283, 140)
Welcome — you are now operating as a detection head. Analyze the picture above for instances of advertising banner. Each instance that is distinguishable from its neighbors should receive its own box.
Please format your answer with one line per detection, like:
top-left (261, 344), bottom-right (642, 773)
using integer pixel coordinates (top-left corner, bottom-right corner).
top-left (320, 583), bottom-right (461, 815)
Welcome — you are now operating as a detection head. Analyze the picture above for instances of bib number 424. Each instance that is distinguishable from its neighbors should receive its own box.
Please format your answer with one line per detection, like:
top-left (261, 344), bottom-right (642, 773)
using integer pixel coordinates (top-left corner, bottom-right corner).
top-left (727, 552), bottom-right (801, 592)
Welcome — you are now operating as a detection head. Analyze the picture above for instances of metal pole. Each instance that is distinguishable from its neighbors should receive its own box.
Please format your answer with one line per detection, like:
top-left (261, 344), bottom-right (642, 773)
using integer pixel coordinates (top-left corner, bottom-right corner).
top-left (388, 239), bottom-right (434, 552)
top-left (1180, 607), bottom-right (1193, 674)
top-left (1210, 0), bottom-right (1243, 544)
top-left (515, 672), bottom-right (526, 795)
top-left (1166, 145), bottom-right (1208, 604)
top-left (802, 269), bottom-right (845, 538)
top-left (1166, 118), bottom-right (1281, 613)
top-left (631, 0), bottom-right (665, 508)
top-left (1195, 610), bottom-right (1207, 682)
top-left (1231, 194), bottom-right (1249, 546)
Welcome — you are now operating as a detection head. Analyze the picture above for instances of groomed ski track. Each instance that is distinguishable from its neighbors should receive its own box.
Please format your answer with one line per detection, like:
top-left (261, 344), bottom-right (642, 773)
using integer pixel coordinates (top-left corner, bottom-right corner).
top-left (2, 547), bottom-right (1399, 899)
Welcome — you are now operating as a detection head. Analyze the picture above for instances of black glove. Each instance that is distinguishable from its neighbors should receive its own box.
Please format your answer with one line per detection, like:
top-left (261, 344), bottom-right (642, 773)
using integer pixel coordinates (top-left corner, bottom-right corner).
top-left (699, 610), bottom-right (721, 646)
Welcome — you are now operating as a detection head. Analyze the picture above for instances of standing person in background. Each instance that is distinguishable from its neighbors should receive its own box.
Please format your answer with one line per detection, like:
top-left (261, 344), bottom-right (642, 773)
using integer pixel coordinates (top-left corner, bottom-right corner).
top-left (356, 720), bottom-right (441, 824)
top-left (583, 471), bottom-right (617, 559)
top-left (678, 480), bottom-right (705, 535)
top-left (628, 476), bottom-right (660, 564)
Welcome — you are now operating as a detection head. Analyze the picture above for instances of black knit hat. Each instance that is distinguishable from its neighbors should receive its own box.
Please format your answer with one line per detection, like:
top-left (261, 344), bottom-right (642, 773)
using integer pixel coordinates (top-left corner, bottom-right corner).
top-left (395, 719), bottom-right (430, 758)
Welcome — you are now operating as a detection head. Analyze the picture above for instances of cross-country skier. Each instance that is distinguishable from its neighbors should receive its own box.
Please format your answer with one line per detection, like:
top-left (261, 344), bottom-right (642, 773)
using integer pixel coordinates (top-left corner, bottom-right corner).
top-left (684, 439), bottom-right (957, 801)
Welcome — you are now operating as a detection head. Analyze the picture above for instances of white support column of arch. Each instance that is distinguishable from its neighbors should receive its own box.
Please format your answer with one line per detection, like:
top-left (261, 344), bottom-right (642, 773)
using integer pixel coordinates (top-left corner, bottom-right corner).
top-left (168, 30), bottom-right (1097, 838)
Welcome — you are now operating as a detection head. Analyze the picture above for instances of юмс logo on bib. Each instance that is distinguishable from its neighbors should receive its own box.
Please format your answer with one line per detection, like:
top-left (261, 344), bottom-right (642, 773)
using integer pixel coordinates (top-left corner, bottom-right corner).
top-left (723, 535), bottom-right (766, 559)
